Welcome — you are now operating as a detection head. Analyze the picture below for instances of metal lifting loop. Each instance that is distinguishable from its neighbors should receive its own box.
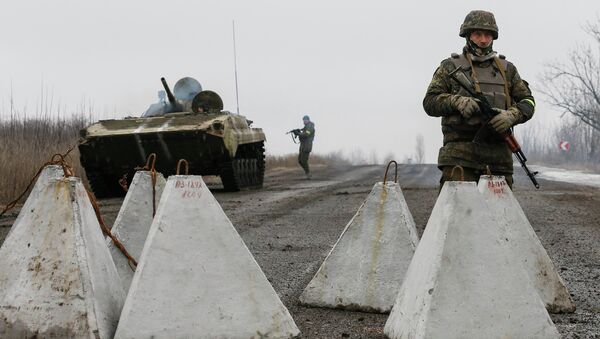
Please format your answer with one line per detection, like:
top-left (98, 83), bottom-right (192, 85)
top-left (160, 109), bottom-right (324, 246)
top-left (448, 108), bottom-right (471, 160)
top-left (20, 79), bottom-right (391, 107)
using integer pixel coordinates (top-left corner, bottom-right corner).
top-left (145, 153), bottom-right (157, 171)
top-left (50, 153), bottom-right (74, 177)
top-left (383, 160), bottom-right (398, 184)
top-left (176, 159), bottom-right (189, 175)
top-left (485, 165), bottom-right (492, 176)
top-left (450, 165), bottom-right (465, 181)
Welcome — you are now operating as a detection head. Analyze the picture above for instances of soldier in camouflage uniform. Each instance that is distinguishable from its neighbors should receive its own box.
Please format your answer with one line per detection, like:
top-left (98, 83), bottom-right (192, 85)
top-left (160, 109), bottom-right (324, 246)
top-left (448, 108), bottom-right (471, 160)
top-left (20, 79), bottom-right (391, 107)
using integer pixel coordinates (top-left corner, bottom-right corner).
top-left (295, 115), bottom-right (315, 179)
top-left (424, 10), bottom-right (535, 189)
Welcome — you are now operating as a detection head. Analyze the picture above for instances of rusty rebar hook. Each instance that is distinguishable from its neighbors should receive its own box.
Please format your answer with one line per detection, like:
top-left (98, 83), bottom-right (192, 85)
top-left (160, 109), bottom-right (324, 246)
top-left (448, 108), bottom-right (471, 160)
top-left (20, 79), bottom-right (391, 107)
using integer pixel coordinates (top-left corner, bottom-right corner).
top-left (176, 159), bottom-right (189, 175)
top-left (450, 165), bottom-right (465, 181)
top-left (145, 153), bottom-right (157, 171)
top-left (383, 160), bottom-right (398, 184)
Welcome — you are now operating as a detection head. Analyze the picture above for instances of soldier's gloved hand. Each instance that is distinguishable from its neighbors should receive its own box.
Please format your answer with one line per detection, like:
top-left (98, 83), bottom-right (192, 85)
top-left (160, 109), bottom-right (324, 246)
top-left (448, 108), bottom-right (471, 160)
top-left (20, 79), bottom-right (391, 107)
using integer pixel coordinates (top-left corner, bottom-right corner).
top-left (450, 95), bottom-right (480, 119)
top-left (489, 107), bottom-right (520, 133)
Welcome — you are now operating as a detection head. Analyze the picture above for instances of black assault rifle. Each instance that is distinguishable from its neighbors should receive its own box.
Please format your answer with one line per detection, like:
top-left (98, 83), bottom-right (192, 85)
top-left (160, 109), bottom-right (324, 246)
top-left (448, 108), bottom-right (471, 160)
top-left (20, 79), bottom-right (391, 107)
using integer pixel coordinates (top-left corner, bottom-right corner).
top-left (286, 129), bottom-right (301, 144)
top-left (447, 66), bottom-right (540, 189)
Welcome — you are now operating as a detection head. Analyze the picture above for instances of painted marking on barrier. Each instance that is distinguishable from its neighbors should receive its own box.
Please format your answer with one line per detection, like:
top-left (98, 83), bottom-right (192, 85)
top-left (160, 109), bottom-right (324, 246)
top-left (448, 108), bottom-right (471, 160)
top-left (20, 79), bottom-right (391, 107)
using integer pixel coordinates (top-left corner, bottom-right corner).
top-left (487, 179), bottom-right (507, 196)
top-left (175, 179), bottom-right (204, 199)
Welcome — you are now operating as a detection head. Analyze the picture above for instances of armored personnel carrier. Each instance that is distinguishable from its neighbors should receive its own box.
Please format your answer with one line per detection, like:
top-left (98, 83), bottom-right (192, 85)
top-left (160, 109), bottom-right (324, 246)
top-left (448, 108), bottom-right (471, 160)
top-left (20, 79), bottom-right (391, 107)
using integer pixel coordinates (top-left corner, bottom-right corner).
top-left (78, 77), bottom-right (266, 198)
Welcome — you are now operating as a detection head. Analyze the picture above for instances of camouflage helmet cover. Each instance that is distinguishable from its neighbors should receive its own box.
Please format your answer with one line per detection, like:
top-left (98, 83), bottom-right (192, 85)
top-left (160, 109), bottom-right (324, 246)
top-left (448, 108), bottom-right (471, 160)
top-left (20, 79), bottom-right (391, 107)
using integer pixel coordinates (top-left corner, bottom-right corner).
top-left (459, 10), bottom-right (499, 40)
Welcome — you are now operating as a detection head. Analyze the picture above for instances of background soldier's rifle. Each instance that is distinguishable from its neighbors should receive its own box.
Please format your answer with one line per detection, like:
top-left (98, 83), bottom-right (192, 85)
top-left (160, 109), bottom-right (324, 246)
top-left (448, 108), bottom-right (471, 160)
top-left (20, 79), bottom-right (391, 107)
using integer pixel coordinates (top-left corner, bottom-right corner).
top-left (448, 66), bottom-right (540, 189)
top-left (286, 129), bottom-right (301, 144)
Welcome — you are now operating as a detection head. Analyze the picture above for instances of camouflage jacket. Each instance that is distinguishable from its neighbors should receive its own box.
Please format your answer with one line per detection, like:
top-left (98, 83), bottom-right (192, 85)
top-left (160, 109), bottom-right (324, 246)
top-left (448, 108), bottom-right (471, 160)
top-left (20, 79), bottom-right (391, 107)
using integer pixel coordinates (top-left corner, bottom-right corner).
top-left (423, 51), bottom-right (535, 173)
top-left (298, 122), bottom-right (315, 153)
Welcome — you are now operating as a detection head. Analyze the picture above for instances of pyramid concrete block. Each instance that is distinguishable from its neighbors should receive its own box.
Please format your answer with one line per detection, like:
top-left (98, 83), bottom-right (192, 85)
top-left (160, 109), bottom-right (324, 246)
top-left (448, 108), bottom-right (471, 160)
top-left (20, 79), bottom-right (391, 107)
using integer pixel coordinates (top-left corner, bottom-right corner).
top-left (107, 170), bottom-right (166, 290)
top-left (299, 181), bottom-right (419, 313)
top-left (478, 175), bottom-right (575, 313)
top-left (115, 175), bottom-right (300, 338)
top-left (0, 177), bottom-right (126, 338)
top-left (384, 181), bottom-right (560, 339)
top-left (4, 165), bottom-right (64, 241)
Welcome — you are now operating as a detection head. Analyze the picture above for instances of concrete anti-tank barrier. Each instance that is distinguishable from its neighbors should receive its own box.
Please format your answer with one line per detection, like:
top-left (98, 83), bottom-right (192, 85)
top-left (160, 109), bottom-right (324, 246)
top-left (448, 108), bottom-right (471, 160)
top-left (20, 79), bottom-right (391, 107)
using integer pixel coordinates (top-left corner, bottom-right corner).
top-left (107, 170), bottom-right (166, 291)
top-left (0, 176), bottom-right (125, 339)
top-left (115, 175), bottom-right (300, 339)
top-left (3, 165), bottom-right (64, 241)
top-left (299, 181), bottom-right (419, 313)
top-left (384, 181), bottom-right (560, 339)
top-left (478, 175), bottom-right (576, 313)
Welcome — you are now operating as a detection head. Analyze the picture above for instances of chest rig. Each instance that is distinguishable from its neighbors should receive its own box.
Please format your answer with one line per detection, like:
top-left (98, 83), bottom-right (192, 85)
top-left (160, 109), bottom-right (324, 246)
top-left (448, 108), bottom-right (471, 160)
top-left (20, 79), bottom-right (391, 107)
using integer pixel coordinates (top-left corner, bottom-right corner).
top-left (450, 52), bottom-right (511, 110)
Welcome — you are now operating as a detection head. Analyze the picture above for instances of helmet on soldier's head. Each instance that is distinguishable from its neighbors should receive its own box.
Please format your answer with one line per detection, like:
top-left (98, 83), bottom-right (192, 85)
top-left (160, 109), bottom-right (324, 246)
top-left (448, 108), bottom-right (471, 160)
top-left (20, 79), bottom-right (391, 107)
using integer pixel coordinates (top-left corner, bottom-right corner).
top-left (459, 10), bottom-right (499, 40)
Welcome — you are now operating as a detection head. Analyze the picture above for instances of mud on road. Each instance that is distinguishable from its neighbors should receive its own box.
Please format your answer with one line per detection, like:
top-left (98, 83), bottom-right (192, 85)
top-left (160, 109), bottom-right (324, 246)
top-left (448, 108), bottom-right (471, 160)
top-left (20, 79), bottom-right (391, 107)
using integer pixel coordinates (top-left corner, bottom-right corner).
top-left (1, 164), bottom-right (598, 338)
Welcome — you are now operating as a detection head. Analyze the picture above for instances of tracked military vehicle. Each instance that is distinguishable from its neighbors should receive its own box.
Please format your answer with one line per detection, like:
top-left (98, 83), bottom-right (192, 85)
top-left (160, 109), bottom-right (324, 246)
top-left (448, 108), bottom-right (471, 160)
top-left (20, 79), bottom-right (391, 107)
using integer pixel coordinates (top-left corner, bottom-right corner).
top-left (78, 77), bottom-right (266, 198)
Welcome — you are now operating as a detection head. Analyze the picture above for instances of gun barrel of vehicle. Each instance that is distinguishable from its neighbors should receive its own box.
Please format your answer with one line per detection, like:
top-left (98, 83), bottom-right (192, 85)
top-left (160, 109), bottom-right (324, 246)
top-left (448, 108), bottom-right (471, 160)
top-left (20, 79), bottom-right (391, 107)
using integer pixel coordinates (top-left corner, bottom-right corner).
top-left (160, 77), bottom-right (177, 104)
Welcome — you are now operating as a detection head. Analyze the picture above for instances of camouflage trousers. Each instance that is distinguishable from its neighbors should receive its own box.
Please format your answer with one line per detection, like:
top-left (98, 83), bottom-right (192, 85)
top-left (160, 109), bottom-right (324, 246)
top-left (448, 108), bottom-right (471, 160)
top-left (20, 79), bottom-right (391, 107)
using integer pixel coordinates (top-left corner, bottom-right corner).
top-left (439, 166), bottom-right (513, 191)
top-left (298, 151), bottom-right (311, 174)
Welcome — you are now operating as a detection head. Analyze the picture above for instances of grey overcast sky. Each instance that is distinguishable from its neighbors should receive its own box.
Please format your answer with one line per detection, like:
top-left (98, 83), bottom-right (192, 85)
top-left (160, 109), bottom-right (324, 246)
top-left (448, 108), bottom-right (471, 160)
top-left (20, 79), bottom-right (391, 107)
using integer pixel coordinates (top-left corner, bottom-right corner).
top-left (1, 0), bottom-right (598, 163)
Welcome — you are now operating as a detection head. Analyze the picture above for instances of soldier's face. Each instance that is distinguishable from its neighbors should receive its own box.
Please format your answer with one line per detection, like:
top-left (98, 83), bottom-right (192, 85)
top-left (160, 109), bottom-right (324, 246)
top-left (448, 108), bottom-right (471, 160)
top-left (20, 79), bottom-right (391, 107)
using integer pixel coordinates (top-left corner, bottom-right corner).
top-left (469, 30), bottom-right (493, 48)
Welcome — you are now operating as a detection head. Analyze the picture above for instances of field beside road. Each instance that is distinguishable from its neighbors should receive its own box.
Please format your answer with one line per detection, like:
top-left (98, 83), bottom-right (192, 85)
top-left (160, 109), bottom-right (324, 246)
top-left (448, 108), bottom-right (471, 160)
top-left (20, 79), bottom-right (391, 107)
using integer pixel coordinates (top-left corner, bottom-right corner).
top-left (0, 164), bottom-right (598, 338)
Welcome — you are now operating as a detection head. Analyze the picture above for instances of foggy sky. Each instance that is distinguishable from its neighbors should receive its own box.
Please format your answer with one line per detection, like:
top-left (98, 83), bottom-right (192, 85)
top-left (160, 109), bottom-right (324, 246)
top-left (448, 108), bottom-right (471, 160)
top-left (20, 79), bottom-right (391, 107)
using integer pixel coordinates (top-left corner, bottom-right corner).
top-left (1, 0), bottom-right (598, 163)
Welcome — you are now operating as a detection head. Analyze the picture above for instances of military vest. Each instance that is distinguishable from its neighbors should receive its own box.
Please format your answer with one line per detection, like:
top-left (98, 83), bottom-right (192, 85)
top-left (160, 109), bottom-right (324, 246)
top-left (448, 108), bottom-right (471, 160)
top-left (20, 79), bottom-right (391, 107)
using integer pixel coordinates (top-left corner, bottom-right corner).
top-left (437, 52), bottom-right (514, 173)
top-left (441, 52), bottom-right (510, 143)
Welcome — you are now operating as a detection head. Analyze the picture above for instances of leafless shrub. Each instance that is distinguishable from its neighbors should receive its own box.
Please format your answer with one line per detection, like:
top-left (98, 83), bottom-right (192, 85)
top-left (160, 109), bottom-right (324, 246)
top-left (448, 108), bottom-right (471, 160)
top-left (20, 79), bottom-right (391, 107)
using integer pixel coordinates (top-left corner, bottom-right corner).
top-left (0, 116), bottom-right (88, 205)
top-left (519, 116), bottom-right (600, 170)
top-left (415, 134), bottom-right (425, 164)
top-left (368, 149), bottom-right (380, 165)
top-left (381, 152), bottom-right (396, 165)
top-left (348, 148), bottom-right (368, 165)
top-left (540, 18), bottom-right (600, 133)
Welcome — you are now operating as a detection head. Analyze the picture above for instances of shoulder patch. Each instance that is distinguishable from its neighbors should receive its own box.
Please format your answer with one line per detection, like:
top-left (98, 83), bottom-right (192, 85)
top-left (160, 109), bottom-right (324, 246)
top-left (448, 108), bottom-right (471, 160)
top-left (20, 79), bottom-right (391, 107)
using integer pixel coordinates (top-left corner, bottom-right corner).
top-left (451, 53), bottom-right (459, 59)
top-left (499, 54), bottom-right (506, 60)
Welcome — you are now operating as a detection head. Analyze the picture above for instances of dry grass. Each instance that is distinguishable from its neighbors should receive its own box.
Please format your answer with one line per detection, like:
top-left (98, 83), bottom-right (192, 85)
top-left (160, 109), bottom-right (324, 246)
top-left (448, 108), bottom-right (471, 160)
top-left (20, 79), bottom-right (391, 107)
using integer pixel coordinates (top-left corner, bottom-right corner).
top-left (0, 117), bottom-right (86, 206)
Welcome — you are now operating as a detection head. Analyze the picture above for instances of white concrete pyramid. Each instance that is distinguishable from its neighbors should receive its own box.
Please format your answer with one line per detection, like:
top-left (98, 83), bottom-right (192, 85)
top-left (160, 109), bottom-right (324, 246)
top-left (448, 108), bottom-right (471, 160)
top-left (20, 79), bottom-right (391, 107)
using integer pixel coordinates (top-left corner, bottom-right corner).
top-left (299, 181), bottom-right (419, 313)
top-left (0, 177), bottom-right (125, 338)
top-left (4, 165), bottom-right (64, 240)
top-left (114, 175), bottom-right (300, 339)
top-left (478, 175), bottom-right (575, 313)
top-left (107, 170), bottom-right (166, 291)
top-left (384, 181), bottom-right (560, 339)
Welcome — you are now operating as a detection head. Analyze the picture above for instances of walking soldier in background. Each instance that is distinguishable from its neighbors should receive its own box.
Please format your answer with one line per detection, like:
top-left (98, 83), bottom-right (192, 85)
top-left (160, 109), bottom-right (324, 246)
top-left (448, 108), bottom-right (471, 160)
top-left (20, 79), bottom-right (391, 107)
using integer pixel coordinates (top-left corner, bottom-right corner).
top-left (292, 115), bottom-right (315, 179)
top-left (424, 10), bottom-right (536, 189)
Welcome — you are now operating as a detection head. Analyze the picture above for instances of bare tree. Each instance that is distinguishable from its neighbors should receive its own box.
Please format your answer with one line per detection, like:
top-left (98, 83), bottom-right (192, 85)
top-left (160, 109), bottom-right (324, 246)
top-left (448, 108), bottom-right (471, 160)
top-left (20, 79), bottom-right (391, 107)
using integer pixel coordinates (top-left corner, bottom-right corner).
top-left (415, 134), bottom-right (425, 164)
top-left (541, 18), bottom-right (600, 133)
top-left (368, 149), bottom-right (379, 165)
top-left (381, 152), bottom-right (396, 164)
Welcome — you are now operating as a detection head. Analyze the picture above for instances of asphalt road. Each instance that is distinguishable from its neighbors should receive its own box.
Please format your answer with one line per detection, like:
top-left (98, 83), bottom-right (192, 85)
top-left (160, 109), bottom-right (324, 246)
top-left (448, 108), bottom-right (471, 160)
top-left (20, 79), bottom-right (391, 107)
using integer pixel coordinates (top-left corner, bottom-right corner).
top-left (0, 163), bottom-right (598, 338)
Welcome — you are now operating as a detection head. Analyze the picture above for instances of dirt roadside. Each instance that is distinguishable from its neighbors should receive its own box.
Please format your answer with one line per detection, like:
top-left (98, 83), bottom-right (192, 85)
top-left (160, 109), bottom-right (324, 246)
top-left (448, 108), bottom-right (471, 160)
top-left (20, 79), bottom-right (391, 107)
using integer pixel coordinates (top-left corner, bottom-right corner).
top-left (0, 164), bottom-right (598, 338)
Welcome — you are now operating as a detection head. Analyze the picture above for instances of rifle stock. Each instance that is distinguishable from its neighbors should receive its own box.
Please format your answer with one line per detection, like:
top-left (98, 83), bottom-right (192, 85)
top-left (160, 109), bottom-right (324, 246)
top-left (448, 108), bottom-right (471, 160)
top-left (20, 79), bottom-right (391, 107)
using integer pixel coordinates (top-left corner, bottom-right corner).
top-left (447, 66), bottom-right (540, 189)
